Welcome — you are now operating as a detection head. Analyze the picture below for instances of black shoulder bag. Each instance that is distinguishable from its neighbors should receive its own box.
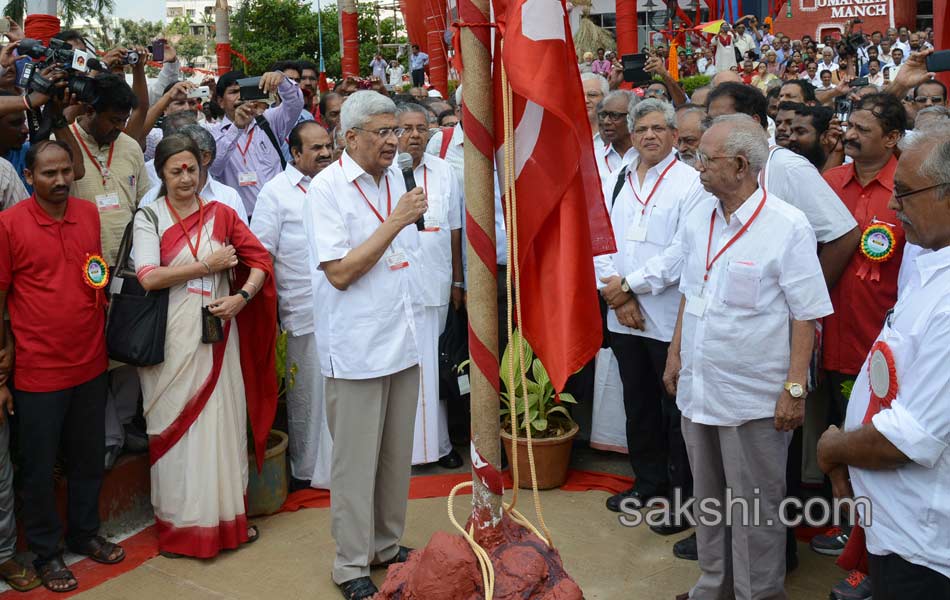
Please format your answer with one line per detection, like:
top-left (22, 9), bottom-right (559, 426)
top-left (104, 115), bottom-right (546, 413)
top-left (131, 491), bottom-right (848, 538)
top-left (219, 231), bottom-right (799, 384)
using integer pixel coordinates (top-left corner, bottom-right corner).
top-left (254, 115), bottom-right (287, 170)
top-left (105, 206), bottom-right (168, 366)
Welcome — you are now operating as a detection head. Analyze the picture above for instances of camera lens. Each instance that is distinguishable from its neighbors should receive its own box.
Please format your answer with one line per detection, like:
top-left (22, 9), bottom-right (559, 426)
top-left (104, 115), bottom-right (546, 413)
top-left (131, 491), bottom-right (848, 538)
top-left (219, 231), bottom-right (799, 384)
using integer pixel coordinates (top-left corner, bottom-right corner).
top-left (125, 51), bottom-right (139, 65)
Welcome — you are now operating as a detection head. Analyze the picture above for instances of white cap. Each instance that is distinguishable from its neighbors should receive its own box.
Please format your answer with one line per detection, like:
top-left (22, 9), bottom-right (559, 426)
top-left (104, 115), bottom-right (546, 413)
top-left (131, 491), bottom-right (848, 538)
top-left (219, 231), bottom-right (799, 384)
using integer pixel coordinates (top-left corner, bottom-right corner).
top-left (427, 89), bottom-right (443, 98)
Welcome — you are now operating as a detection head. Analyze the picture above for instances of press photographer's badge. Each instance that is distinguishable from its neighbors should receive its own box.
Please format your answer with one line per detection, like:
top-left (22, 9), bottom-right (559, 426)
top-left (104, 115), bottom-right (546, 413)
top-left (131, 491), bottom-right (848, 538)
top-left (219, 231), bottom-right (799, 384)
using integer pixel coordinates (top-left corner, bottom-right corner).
top-left (71, 49), bottom-right (90, 72)
top-left (238, 172), bottom-right (258, 187)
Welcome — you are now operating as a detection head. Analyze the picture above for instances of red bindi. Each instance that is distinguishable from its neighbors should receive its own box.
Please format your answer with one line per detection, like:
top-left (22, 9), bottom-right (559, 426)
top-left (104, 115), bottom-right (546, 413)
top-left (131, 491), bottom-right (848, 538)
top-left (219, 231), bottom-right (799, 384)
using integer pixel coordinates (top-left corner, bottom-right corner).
top-left (181, 163), bottom-right (188, 170)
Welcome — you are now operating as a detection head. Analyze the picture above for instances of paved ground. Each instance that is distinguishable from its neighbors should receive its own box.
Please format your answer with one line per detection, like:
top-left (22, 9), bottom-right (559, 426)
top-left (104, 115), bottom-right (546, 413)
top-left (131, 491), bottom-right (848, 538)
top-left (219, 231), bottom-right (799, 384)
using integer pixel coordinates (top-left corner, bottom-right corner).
top-left (69, 443), bottom-right (845, 600)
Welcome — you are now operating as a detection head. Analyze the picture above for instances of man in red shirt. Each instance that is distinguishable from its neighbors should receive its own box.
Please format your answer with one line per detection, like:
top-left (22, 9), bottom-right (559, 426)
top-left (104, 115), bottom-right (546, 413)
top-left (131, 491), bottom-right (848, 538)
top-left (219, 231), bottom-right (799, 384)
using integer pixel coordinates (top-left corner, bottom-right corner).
top-left (811, 94), bottom-right (907, 597)
top-left (0, 141), bottom-right (125, 593)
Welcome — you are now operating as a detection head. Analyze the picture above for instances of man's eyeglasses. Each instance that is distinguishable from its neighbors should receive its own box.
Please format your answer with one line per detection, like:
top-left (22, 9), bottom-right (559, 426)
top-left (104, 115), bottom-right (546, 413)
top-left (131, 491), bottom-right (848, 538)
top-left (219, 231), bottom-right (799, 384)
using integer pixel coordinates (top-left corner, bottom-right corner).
top-left (354, 127), bottom-right (404, 139)
top-left (644, 89), bottom-right (669, 99)
top-left (399, 125), bottom-right (430, 136)
top-left (892, 182), bottom-right (949, 209)
top-left (695, 151), bottom-right (742, 169)
top-left (914, 95), bottom-right (945, 105)
top-left (597, 111), bottom-right (628, 122)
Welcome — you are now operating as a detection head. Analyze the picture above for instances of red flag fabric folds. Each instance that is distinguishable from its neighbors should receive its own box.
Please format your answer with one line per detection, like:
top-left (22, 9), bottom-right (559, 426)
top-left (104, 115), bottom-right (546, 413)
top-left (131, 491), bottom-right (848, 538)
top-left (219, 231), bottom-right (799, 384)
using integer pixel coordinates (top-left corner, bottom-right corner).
top-left (491, 0), bottom-right (616, 392)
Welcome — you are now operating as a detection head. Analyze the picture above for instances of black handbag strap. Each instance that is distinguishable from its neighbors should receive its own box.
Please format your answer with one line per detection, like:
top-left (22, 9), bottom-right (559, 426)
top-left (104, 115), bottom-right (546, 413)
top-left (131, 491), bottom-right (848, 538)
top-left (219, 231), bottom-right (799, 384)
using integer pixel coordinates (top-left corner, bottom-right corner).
top-left (254, 115), bottom-right (287, 170)
top-left (115, 206), bottom-right (158, 277)
top-left (609, 165), bottom-right (628, 211)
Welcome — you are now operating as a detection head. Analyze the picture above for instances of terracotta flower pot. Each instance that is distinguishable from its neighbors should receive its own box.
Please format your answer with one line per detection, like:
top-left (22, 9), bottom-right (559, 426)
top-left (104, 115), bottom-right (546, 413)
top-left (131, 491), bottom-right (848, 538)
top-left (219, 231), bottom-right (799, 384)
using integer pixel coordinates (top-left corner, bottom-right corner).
top-left (501, 422), bottom-right (579, 490)
top-left (247, 429), bottom-right (289, 517)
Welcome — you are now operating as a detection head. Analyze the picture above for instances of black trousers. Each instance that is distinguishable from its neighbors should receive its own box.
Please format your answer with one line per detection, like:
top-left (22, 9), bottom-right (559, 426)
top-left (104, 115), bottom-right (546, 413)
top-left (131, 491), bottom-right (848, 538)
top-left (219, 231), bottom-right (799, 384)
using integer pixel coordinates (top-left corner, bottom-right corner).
top-left (869, 553), bottom-right (950, 599)
top-left (411, 69), bottom-right (425, 87)
top-left (610, 333), bottom-right (688, 497)
top-left (15, 371), bottom-right (108, 566)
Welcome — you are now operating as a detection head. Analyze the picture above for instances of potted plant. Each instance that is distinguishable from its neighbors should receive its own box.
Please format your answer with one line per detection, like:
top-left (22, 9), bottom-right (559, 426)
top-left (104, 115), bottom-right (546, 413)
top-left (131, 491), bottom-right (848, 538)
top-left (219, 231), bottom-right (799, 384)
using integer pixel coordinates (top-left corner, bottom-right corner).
top-left (246, 332), bottom-right (295, 516)
top-left (499, 331), bottom-right (579, 490)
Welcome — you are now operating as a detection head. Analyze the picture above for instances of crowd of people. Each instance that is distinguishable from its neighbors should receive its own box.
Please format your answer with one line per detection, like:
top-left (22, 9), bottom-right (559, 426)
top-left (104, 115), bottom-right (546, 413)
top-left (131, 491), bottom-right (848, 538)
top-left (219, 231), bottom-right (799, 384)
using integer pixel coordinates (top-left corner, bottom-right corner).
top-left (0, 10), bottom-right (941, 600)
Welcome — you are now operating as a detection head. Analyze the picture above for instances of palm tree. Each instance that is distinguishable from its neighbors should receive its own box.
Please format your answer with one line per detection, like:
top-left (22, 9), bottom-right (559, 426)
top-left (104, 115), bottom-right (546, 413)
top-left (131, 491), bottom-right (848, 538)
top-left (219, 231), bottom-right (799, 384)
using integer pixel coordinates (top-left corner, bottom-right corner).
top-left (4, 0), bottom-right (116, 30)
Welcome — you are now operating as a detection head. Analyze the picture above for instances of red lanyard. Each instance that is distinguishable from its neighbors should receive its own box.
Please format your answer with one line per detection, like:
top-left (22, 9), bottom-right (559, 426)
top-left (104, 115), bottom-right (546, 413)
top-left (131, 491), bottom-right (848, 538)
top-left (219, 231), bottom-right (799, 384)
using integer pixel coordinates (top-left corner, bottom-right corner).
top-left (339, 158), bottom-right (392, 222)
top-left (166, 196), bottom-right (205, 260)
top-left (72, 122), bottom-right (115, 185)
top-left (296, 183), bottom-right (307, 194)
top-left (627, 159), bottom-right (677, 214)
top-left (237, 129), bottom-right (255, 165)
top-left (704, 189), bottom-right (767, 284)
top-left (422, 165), bottom-right (428, 196)
top-left (604, 144), bottom-right (614, 171)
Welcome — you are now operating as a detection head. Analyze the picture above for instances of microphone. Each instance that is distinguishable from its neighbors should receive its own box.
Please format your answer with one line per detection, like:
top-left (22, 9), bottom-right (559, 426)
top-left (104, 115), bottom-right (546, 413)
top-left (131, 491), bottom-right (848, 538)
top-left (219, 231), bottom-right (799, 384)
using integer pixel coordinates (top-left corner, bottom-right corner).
top-left (397, 152), bottom-right (426, 231)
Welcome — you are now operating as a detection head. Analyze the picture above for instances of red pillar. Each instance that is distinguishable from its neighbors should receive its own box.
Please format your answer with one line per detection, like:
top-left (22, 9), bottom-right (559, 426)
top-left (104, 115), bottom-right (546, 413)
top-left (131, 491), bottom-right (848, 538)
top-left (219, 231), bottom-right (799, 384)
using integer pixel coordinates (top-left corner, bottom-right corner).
top-left (340, 0), bottom-right (360, 78)
top-left (935, 0), bottom-right (950, 90)
top-left (425, 0), bottom-right (449, 96)
top-left (616, 0), bottom-right (638, 59)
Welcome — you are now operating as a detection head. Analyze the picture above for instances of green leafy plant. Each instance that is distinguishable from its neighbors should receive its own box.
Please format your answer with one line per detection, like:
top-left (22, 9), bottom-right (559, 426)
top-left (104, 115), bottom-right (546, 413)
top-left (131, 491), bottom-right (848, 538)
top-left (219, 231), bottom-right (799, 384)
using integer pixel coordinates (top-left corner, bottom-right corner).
top-left (499, 330), bottom-right (576, 439)
top-left (275, 330), bottom-right (296, 397)
top-left (680, 74), bottom-right (711, 95)
top-left (840, 379), bottom-right (855, 401)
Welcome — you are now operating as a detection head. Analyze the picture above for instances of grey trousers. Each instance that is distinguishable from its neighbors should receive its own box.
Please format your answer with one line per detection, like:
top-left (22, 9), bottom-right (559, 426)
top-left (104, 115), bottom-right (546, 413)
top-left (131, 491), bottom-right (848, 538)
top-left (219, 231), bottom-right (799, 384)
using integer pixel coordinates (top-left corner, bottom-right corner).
top-left (325, 366), bottom-right (419, 584)
top-left (104, 365), bottom-right (141, 448)
top-left (0, 420), bottom-right (15, 562)
top-left (682, 416), bottom-right (789, 600)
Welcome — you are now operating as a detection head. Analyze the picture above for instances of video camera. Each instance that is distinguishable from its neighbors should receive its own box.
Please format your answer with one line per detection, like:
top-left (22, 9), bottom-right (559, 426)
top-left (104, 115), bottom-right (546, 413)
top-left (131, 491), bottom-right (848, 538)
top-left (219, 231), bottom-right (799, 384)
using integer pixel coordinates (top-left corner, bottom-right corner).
top-left (16, 38), bottom-right (139, 104)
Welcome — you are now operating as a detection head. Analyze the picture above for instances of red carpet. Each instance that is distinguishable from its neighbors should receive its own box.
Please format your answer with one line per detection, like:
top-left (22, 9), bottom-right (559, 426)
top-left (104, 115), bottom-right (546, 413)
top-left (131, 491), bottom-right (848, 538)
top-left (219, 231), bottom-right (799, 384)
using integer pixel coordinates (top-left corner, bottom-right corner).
top-left (2, 469), bottom-right (631, 599)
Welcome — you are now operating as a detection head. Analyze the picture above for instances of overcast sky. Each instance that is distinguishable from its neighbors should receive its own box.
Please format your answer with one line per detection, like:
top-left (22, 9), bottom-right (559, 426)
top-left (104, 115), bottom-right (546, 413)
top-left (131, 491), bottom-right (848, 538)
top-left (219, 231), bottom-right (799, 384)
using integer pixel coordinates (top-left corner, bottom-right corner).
top-left (110, 0), bottom-right (341, 23)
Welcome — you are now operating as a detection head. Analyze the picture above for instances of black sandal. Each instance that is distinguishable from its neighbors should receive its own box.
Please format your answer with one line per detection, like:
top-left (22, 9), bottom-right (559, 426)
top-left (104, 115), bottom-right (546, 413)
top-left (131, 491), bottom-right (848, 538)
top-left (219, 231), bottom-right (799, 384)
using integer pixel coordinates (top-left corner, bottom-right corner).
top-left (37, 557), bottom-right (78, 594)
top-left (338, 576), bottom-right (378, 600)
top-left (68, 535), bottom-right (126, 565)
top-left (244, 525), bottom-right (260, 545)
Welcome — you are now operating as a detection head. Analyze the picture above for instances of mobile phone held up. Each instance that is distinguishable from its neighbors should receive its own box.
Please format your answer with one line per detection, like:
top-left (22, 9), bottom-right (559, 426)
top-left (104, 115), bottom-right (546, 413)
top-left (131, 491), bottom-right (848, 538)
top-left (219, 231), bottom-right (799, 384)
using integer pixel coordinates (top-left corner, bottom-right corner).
top-left (926, 50), bottom-right (950, 73)
top-left (148, 39), bottom-right (165, 63)
top-left (621, 53), bottom-right (650, 86)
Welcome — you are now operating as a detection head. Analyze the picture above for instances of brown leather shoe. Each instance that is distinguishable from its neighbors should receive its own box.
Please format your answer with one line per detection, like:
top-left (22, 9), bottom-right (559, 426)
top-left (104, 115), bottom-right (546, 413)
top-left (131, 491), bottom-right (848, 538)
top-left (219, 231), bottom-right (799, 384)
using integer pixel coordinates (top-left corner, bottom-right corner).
top-left (675, 594), bottom-right (690, 600)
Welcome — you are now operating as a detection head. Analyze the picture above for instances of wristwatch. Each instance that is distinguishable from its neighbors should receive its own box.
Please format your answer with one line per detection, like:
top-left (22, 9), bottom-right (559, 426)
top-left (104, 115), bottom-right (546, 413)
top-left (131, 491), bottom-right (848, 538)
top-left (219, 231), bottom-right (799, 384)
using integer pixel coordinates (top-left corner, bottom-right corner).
top-left (620, 278), bottom-right (631, 294)
top-left (784, 381), bottom-right (806, 399)
top-left (237, 289), bottom-right (250, 304)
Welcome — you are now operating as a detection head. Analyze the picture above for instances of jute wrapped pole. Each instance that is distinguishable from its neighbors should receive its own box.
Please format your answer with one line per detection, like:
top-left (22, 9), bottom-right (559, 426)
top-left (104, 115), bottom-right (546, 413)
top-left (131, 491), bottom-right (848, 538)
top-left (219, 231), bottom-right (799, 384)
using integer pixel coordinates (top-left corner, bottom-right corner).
top-left (458, 0), bottom-right (502, 526)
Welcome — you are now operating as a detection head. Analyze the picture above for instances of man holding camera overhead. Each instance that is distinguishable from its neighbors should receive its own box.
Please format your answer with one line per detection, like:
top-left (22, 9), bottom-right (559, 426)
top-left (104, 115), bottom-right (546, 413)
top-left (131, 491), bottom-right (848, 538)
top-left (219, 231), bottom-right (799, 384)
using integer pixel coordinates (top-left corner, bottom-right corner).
top-left (58, 72), bottom-right (153, 470)
top-left (209, 70), bottom-right (304, 218)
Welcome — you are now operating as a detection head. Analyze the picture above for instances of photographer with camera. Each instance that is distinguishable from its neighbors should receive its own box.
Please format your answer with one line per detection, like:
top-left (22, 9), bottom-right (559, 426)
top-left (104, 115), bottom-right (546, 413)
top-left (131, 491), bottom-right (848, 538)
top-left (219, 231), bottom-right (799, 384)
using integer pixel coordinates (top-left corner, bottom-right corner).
top-left (209, 69), bottom-right (304, 218)
top-left (56, 73), bottom-right (152, 469)
top-left (142, 80), bottom-right (200, 161)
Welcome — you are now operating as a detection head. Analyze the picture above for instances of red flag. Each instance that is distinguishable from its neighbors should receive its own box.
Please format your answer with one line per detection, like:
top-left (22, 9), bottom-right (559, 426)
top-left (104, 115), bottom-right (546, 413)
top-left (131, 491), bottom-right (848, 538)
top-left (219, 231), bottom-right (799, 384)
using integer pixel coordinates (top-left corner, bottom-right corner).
top-left (491, 0), bottom-right (616, 392)
top-left (318, 71), bottom-right (330, 93)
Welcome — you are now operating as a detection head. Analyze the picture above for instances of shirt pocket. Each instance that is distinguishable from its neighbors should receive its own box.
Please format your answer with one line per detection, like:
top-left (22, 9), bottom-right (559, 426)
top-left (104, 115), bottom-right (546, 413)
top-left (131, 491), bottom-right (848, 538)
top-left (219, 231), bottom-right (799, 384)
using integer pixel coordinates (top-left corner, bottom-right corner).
top-left (646, 205), bottom-right (676, 246)
top-left (721, 260), bottom-right (763, 309)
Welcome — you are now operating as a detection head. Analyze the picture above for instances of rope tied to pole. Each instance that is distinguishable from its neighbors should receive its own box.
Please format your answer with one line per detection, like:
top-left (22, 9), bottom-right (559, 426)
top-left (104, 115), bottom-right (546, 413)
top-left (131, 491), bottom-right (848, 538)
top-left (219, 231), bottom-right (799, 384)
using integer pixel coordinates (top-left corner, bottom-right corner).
top-left (446, 61), bottom-right (557, 600)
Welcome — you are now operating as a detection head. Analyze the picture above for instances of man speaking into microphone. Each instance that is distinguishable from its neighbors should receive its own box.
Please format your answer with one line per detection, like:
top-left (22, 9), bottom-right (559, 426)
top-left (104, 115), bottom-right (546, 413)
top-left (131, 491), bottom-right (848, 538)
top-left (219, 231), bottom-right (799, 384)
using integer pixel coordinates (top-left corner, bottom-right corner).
top-left (304, 91), bottom-right (427, 600)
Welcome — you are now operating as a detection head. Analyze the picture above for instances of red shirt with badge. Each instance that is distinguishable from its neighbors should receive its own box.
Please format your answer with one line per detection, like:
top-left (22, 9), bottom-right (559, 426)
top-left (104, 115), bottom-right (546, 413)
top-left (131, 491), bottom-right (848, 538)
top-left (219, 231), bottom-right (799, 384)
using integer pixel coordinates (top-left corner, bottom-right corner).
top-left (821, 156), bottom-right (904, 376)
top-left (0, 196), bottom-right (109, 392)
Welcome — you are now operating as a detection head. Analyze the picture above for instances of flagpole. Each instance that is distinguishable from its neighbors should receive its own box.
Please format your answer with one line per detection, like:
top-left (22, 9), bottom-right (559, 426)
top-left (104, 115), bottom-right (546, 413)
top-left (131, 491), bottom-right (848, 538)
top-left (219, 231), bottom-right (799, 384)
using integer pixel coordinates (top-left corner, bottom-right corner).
top-left (317, 0), bottom-right (326, 74)
top-left (458, 0), bottom-right (503, 527)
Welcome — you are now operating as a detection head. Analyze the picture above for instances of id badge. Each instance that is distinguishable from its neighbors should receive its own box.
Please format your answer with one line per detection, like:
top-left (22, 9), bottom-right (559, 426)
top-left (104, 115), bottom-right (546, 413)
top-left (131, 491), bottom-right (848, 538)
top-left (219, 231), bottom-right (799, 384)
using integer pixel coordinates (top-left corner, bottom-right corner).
top-left (187, 277), bottom-right (213, 296)
top-left (685, 293), bottom-right (707, 317)
top-left (626, 222), bottom-right (648, 242)
top-left (386, 251), bottom-right (409, 271)
top-left (95, 192), bottom-right (121, 212)
top-left (238, 171), bottom-right (258, 187)
top-left (423, 219), bottom-right (441, 232)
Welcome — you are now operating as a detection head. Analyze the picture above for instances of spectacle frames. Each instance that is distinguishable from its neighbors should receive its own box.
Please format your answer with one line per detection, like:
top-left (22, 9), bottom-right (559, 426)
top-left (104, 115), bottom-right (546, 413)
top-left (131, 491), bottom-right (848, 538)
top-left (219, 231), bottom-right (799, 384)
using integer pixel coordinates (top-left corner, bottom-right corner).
top-left (892, 182), bottom-right (949, 209)
top-left (914, 95), bottom-right (945, 105)
top-left (354, 127), bottom-right (403, 139)
top-left (695, 151), bottom-right (742, 169)
top-left (399, 125), bottom-right (430, 136)
top-left (598, 111), bottom-right (628, 122)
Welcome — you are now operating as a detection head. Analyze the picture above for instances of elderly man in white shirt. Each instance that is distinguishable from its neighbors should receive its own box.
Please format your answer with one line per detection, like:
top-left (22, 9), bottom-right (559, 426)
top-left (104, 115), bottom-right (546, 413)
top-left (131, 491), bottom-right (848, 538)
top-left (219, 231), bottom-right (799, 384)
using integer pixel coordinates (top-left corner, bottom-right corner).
top-left (706, 82), bottom-right (860, 288)
top-left (817, 125), bottom-right (950, 599)
top-left (666, 116), bottom-right (833, 600)
top-left (139, 124), bottom-right (249, 224)
top-left (395, 103), bottom-right (464, 468)
top-left (595, 90), bottom-right (640, 187)
top-left (596, 100), bottom-right (711, 519)
top-left (304, 91), bottom-right (427, 600)
top-left (251, 121), bottom-right (334, 490)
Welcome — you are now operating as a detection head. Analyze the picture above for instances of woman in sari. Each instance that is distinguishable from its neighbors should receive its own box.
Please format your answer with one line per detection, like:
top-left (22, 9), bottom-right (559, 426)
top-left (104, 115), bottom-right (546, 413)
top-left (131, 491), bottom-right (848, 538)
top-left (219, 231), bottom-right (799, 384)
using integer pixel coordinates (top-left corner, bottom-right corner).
top-left (132, 134), bottom-right (278, 559)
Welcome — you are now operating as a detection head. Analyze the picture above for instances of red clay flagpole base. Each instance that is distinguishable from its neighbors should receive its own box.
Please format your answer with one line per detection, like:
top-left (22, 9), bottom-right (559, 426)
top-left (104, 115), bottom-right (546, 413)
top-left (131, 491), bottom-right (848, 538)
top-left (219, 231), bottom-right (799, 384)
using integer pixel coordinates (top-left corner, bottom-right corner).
top-left (375, 512), bottom-right (582, 599)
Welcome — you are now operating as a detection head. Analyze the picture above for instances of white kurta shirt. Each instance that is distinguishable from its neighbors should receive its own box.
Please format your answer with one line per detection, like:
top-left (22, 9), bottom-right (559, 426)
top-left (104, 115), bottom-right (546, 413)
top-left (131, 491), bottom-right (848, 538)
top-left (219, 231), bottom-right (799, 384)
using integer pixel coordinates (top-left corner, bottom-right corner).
top-left (595, 152), bottom-right (711, 342)
top-left (595, 137), bottom-right (638, 188)
top-left (426, 123), bottom-right (507, 266)
top-left (305, 150), bottom-right (423, 380)
top-left (139, 175), bottom-right (249, 224)
top-left (677, 190), bottom-right (833, 426)
top-left (846, 245), bottom-right (950, 578)
top-left (251, 164), bottom-right (315, 336)
top-left (415, 154), bottom-right (462, 307)
top-left (762, 146), bottom-right (857, 243)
